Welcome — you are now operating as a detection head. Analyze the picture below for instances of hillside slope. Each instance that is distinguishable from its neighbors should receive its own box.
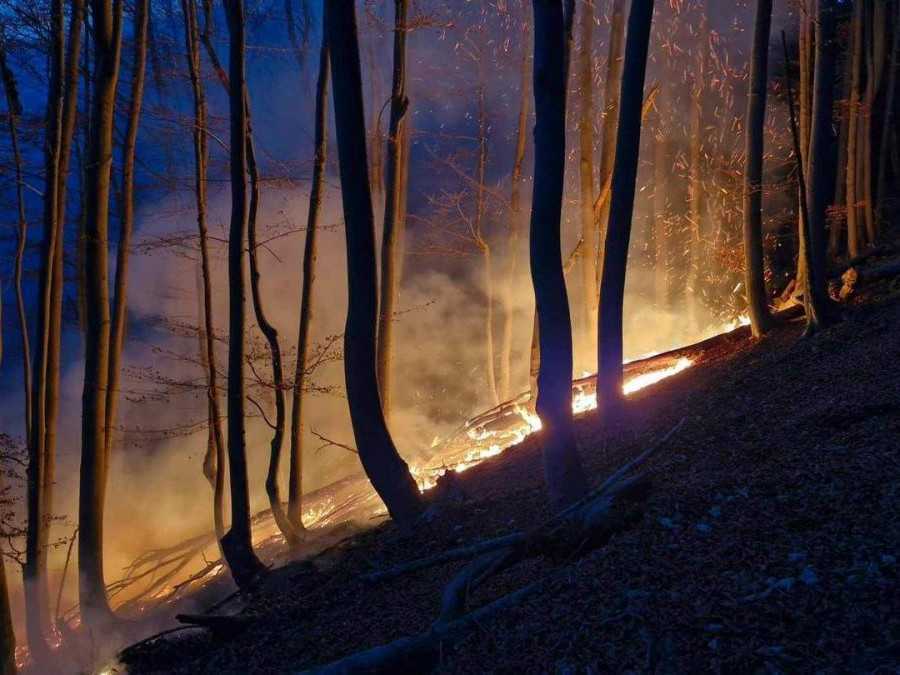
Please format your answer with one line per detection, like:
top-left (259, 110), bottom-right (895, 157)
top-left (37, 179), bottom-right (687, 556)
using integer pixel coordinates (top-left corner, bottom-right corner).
top-left (120, 283), bottom-right (900, 673)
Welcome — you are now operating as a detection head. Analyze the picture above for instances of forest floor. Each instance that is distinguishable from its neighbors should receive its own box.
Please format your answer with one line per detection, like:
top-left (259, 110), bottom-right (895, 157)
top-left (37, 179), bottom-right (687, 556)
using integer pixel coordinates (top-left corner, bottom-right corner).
top-left (119, 259), bottom-right (900, 674)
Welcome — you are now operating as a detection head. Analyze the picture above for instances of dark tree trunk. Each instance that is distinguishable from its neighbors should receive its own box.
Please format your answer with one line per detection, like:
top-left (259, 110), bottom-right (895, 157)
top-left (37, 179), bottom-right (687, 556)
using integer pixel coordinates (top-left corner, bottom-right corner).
top-left (377, 0), bottom-right (410, 424)
top-left (801, 0), bottom-right (838, 333)
top-left (222, 0), bottom-right (265, 587)
top-left (106, 0), bottom-right (148, 470)
top-left (529, 0), bottom-right (589, 510)
top-left (325, 0), bottom-right (423, 527)
top-left (846, 0), bottom-right (864, 257)
top-left (182, 0), bottom-right (226, 542)
top-left (289, 27), bottom-right (330, 533)
top-left (876, 1), bottom-right (898, 222)
top-left (597, 0), bottom-right (655, 411)
top-left (743, 0), bottom-right (774, 337)
top-left (79, 0), bottom-right (123, 627)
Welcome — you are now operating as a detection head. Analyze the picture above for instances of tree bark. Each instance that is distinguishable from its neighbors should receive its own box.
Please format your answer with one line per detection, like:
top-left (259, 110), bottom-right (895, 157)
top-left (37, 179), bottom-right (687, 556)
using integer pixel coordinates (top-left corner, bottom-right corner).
top-left (182, 0), bottom-right (226, 542)
top-left (221, 0), bottom-right (266, 587)
top-left (498, 17), bottom-right (531, 403)
top-left (289, 32), bottom-right (330, 531)
top-left (377, 0), bottom-right (410, 424)
top-left (106, 0), bottom-right (148, 474)
top-left (0, 312), bottom-right (15, 675)
top-left (597, 0), bottom-right (654, 411)
top-left (529, 0), bottom-right (589, 510)
top-left (846, 0), bottom-right (864, 257)
top-left (595, 0), bottom-right (626, 289)
top-left (742, 0), bottom-right (774, 338)
top-left (0, 37), bottom-right (32, 447)
top-left (862, 1), bottom-right (887, 244)
top-left (79, 0), bottom-right (123, 627)
top-left (578, 0), bottom-right (597, 371)
top-left (325, 0), bottom-right (423, 527)
top-left (801, 0), bottom-right (837, 333)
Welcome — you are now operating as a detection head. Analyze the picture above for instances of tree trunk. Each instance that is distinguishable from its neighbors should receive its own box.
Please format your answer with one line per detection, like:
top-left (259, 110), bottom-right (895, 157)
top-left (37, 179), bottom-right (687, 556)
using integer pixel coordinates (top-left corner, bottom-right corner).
top-left (182, 0), bottom-right (226, 542)
top-left (595, 0), bottom-right (626, 290)
top-left (221, 0), bottom-right (266, 587)
top-left (325, 0), bottom-right (423, 527)
top-left (377, 0), bottom-right (410, 424)
top-left (0, 38), bottom-right (32, 447)
top-left (846, 0), bottom-right (864, 257)
top-left (742, 0), bottom-right (774, 338)
top-left (498, 19), bottom-right (531, 403)
top-left (0, 314), bottom-right (15, 675)
top-left (79, 0), bottom-right (123, 627)
top-left (289, 32), bottom-right (330, 531)
top-left (245, 97), bottom-right (299, 544)
top-left (529, 0), bottom-right (589, 510)
top-left (106, 0), bottom-right (148, 474)
top-left (597, 0), bottom-right (654, 411)
top-left (831, 42), bottom-right (853, 257)
top-left (876, 0), bottom-right (899, 221)
top-left (863, 0), bottom-right (887, 242)
top-left (578, 0), bottom-right (597, 371)
top-left (801, 0), bottom-right (838, 333)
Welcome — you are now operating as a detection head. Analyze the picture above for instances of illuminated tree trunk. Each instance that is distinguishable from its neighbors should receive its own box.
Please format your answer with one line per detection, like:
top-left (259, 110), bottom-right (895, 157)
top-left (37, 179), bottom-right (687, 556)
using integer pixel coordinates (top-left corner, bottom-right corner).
top-left (742, 0), bottom-right (773, 338)
top-left (846, 0), bottom-right (863, 257)
top-left (595, 0), bottom-right (626, 288)
top-left (499, 21), bottom-right (530, 402)
top-left (0, 311), bottom-right (15, 675)
top-left (79, 0), bottom-right (123, 627)
top-left (106, 0), bottom-right (148, 471)
top-left (0, 38), bottom-right (31, 442)
top-left (289, 32), bottom-right (330, 530)
top-left (182, 0), bottom-right (226, 541)
top-left (325, 0), bottom-right (423, 526)
top-left (530, 0), bottom-right (588, 510)
top-left (876, 1), bottom-right (899, 221)
top-left (831, 45), bottom-right (852, 256)
top-left (597, 0), bottom-right (654, 411)
top-left (377, 0), bottom-right (410, 423)
top-left (578, 0), bottom-right (597, 371)
top-left (795, 3), bottom-right (814, 293)
top-left (222, 0), bottom-right (266, 586)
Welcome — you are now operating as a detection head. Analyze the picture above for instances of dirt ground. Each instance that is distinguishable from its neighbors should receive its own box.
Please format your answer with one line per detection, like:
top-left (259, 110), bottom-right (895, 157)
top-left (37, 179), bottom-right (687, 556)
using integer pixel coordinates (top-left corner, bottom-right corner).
top-left (119, 269), bottom-right (900, 674)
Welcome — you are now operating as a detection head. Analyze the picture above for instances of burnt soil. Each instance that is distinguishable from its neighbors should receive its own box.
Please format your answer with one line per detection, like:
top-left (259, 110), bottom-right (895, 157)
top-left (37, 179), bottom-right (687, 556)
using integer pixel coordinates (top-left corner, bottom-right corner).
top-left (120, 273), bottom-right (900, 674)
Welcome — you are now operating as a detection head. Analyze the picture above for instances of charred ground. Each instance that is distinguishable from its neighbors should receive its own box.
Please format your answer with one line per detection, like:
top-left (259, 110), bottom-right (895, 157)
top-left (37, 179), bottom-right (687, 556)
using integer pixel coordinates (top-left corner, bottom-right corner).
top-left (120, 270), bottom-right (900, 673)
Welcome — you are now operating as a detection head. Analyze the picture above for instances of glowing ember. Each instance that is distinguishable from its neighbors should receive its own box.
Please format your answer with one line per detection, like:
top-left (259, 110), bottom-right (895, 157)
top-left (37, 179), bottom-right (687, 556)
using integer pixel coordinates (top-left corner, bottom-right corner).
top-left (412, 356), bottom-right (695, 491)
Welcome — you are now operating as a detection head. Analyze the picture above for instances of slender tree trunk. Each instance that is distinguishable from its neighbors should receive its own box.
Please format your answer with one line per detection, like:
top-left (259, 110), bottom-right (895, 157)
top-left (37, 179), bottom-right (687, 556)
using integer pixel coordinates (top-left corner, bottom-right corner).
top-left (105, 0), bottom-right (148, 470)
top-left (377, 0), bottom-right (410, 424)
top-left (325, 0), bottom-right (423, 526)
top-left (831, 43), bottom-right (853, 257)
top-left (0, 36), bottom-right (33, 449)
top-left (802, 0), bottom-right (837, 333)
top-left (245, 99), bottom-right (299, 544)
top-left (846, 0), bottom-right (864, 257)
top-left (79, 0), bottom-right (123, 627)
top-left (863, 1), bottom-right (887, 242)
top-left (596, 0), bottom-right (626, 290)
top-left (221, 0), bottom-right (265, 587)
top-left (289, 32), bottom-right (330, 530)
top-left (597, 0), bottom-right (654, 411)
top-left (530, 0), bottom-right (589, 510)
top-left (182, 0), bottom-right (226, 542)
top-left (0, 310), bottom-right (15, 675)
top-left (578, 0), bottom-right (597, 371)
top-left (499, 20), bottom-right (531, 402)
top-left (794, 2), bottom-right (814, 293)
top-left (876, 0), bottom-right (899, 221)
top-left (743, 0), bottom-right (774, 338)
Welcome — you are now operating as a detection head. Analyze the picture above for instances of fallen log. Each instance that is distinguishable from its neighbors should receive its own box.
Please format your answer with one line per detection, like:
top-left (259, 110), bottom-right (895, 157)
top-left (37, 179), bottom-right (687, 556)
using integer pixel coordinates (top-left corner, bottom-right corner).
top-left (303, 420), bottom-right (684, 673)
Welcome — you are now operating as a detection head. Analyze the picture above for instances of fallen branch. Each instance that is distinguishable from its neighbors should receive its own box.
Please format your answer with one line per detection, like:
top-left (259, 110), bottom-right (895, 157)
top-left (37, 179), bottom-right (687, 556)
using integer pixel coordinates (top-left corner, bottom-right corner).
top-left (840, 258), bottom-right (900, 299)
